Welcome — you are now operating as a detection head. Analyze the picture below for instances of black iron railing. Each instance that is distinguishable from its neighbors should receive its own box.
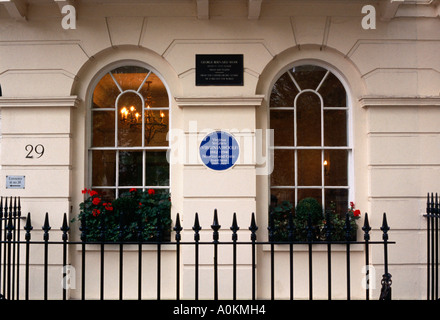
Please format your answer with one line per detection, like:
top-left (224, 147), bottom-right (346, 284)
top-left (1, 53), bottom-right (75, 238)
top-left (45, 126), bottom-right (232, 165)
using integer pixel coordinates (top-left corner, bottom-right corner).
top-left (425, 193), bottom-right (439, 300)
top-left (1, 196), bottom-right (394, 301)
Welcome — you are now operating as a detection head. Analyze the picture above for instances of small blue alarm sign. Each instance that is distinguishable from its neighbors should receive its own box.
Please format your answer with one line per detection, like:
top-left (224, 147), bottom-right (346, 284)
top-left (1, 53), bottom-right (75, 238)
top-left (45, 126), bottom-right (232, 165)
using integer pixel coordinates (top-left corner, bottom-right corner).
top-left (199, 131), bottom-right (239, 171)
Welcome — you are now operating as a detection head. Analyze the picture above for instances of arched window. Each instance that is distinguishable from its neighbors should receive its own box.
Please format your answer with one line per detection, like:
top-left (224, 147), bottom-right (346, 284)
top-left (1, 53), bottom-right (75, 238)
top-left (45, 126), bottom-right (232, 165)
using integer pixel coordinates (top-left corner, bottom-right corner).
top-left (89, 65), bottom-right (170, 200)
top-left (270, 64), bottom-right (351, 215)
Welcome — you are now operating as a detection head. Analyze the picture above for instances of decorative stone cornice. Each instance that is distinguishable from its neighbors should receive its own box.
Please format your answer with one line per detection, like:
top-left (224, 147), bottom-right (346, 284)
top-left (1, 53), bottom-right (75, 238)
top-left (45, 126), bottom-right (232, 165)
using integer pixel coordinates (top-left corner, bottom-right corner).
top-left (359, 95), bottom-right (440, 108)
top-left (175, 95), bottom-right (265, 108)
top-left (0, 96), bottom-right (80, 108)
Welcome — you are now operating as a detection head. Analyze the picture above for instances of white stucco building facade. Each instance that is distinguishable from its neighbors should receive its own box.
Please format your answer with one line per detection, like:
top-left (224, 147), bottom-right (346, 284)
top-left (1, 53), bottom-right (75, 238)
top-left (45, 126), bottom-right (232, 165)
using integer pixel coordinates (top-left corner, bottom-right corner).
top-left (1, 0), bottom-right (440, 300)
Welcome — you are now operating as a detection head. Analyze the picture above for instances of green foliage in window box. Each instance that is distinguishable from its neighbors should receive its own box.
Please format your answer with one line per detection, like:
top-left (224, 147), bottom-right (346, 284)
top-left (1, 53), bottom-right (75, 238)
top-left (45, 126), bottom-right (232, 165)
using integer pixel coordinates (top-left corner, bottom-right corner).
top-left (321, 201), bottom-right (361, 242)
top-left (76, 188), bottom-right (171, 242)
top-left (269, 200), bottom-right (293, 242)
top-left (293, 197), bottom-right (325, 241)
top-left (269, 198), bottom-right (361, 242)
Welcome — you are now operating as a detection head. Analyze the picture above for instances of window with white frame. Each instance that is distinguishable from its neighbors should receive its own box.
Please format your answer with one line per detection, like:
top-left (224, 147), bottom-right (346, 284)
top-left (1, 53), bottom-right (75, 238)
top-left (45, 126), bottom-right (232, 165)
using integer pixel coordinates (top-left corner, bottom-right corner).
top-left (270, 64), bottom-right (351, 215)
top-left (89, 65), bottom-right (170, 200)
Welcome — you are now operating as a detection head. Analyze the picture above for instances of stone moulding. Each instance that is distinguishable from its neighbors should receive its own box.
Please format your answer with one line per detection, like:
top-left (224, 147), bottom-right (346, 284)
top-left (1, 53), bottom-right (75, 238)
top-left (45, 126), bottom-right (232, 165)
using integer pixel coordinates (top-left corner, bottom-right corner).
top-left (175, 95), bottom-right (265, 108)
top-left (359, 95), bottom-right (440, 108)
top-left (0, 96), bottom-right (80, 108)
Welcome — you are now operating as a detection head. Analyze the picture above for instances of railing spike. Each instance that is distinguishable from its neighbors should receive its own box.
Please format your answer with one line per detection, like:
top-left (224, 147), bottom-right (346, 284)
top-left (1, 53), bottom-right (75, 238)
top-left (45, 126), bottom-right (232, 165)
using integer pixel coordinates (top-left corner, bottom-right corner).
top-left (61, 213), bottom-right (69, 241)
top-left (381, 213), bottom-right (390, 241)
top-left (173, 213), bottom-right (182, 241)
top-left (43, 212), bottom-right (51, 241)
top-left (231, 212), bottom-right (239, 231)
top-left (13, 196), bottom-right (17, 217)
top-left (4, 196), bottom-right (8, 219)
top-left (249, 212), bottom-right (258, 241)
top-left (427, 193), bottom-right (430, 215)
top-left (436, 193), bottom-right (439, 216)
top-left (362, 213), bottom-right (371, 241)
top-left (174, 213), bottom-right (182, 231)
top-left (193, 212), bottom-right (201, 241)
top-left (61, 213), bottom-right (69, 231)
top-left (193, 212), bottom-right (201, 231)
top-left (211, 209), bottom-right (221, 235)
top-left (6, 204), bottom-right (14, 240)
top-left (24, 212), bottom-right (33, 241)
top-left (231, 212), bottom-right (239, 241)
top-left (17, 197), bottom-right (21, 218)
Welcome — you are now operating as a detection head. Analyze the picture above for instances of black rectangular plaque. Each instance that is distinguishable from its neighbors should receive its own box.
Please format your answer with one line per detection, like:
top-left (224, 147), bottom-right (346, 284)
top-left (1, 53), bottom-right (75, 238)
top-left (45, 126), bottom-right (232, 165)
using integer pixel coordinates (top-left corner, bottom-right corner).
top-left (196, 54), bottom-right (243, 86)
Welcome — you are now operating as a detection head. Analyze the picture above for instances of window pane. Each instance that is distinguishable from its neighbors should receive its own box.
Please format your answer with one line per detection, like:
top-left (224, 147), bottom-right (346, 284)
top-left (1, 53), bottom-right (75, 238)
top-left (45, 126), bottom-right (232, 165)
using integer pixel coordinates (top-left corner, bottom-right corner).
top-left (92, 73), bottom-right (120, 109)
top-left (152, 188), bottom-right (170, 195)
top-left (139, 73), bottom-right (169, 108)
top-left (271, 149), bottom-right (294, 186)
top-left (145, 151), bottom-right (169, 186)
top-left (94, 188), bottom-right (116, 202)
top-left (271, 110), bottom-right (294, 146)
top-left (324, 150), bottom-right (348, 186)
top-left (296, 92), bottom-right (321, 146)
top-left (324, 189), bottom-right (348, 216)
top-left (324, 110), bottom-right (347, 146)
top-left (119, 151), bottom-right (143, 186)
top-left (292, 65), bottom-right (327, 90)
top-left (118, 92), bottom-right (143, 147)
top-left (91, 65), bottom-right (170, 199)
top-left (111, 66), bottom-right (150, 91)
top-left (297, 149), bottom-right (321, 186)
top-left (318, 72), bottom-right (346, 108)
top-left (270, 188), bottom-right (295, 205)
top-left (92, 150), bottom-right (116, 187)
top-left (145, 109), bottom-right (169, 146)
top-left (92, 111), bottom-right (115, 147)
top-left (297, 189), bottom-right (322, 206)
top-left (270, 72), bottom-right (299, 108)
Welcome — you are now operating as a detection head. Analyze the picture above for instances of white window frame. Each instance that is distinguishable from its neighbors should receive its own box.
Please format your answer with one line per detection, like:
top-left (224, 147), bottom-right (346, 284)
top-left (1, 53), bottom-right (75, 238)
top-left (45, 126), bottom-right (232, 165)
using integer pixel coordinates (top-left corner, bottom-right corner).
top-left (87, 61), bottom-right (171, 198)
top-left (269, 63), bottom-right (354, 211)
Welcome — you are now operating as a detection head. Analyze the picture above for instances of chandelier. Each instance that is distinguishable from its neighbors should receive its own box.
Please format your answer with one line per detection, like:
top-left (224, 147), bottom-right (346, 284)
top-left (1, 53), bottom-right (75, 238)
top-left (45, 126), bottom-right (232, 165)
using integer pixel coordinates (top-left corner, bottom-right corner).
top-left (119, 82), bottom-right (167, 144)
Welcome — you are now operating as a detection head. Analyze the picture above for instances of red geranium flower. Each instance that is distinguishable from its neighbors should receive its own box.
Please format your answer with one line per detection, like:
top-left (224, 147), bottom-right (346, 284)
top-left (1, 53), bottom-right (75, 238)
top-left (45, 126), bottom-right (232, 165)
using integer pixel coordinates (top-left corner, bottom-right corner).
top-left (353, 209), bottom-right (361, 217)
top-left (103, 202), bottom-right (113, 211)
top-left (148, 189), bottom-right (155, 195)
top-left (92, 197), bottom-right (101, 205)
top-left (89, 190), bottom-right (98, 196)
top-left (92, 209), bottom-right (101, 217)
top-left (130, 188), bottom-right (137, 193)
top-left (82, 188), bottom-right (88, 194)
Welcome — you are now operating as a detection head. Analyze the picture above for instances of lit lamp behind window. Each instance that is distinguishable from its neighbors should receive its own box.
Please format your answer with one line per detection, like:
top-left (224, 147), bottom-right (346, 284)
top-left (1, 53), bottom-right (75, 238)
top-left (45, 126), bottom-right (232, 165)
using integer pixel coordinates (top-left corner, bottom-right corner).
top-left (120, 106), bottom-right (140, 124)
top-left (323, 159), bottom-right (329, 176)
top-left (119, 103), bottom-right (167, 144)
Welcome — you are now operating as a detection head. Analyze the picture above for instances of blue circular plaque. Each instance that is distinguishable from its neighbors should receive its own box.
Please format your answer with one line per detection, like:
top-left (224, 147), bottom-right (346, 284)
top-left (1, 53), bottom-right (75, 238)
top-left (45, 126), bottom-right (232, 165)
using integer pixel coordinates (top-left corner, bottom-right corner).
top-left (199, 131), bottom-right (239, 171)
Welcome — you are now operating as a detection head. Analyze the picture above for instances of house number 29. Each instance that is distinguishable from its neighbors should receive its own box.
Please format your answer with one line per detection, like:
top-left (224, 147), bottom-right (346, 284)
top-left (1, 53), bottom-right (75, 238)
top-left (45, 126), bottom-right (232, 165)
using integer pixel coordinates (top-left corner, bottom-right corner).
top-left (25, 144), bottom-right (45, 159)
